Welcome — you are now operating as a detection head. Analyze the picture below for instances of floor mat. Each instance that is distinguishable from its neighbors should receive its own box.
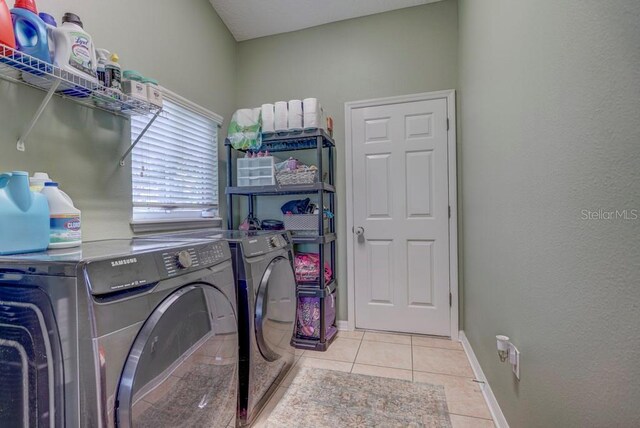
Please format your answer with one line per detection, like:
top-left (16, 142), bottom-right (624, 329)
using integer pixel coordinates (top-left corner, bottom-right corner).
top-left (266, 367), bottom-right (452, 428)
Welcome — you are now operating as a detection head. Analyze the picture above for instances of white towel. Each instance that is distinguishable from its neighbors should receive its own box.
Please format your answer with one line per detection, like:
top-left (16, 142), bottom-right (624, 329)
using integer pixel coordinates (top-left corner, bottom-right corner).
top-left (261, 103), bottom-right (275, 133)
top-left (303, 98), bottom-right (319, 113)
top-left (288, 99), bottom-right (303, 130)
top-left (303, 99), bottom-right (324, 129)
top-left (274, 101), bottom-right (288, 131)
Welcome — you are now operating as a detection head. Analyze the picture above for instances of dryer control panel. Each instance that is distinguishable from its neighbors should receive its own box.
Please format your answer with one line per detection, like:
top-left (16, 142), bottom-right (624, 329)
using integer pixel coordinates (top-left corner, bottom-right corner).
top-left (243, 233), bottom-right (289, 257)
top-left (85, 241), bottom-right (231, 295)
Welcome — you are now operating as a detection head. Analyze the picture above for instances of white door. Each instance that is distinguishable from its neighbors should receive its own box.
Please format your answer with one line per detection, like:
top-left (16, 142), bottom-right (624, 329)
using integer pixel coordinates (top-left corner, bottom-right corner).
top-left (351, 98), bottom-right (450, 336)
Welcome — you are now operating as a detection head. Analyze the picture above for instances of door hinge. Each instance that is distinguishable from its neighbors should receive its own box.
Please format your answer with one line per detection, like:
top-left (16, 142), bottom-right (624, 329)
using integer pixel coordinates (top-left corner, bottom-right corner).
top-left (449, 292), bottom-right (452, 307)
top-left (446, 118), bottom-right (450, 131)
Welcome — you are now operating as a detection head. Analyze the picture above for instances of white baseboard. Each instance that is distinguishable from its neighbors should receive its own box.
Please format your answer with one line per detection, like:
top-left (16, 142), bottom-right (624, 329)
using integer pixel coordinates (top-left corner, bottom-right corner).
top-left (459, 331), bottom-right (509, 428)
top-left (336, 320), bottom-right (349, 331)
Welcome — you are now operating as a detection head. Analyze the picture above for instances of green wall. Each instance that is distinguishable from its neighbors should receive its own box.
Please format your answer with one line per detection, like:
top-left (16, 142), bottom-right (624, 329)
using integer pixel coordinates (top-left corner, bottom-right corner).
top-left (236, 0), bottom-right (459, 320)
top-left (0, 0), bottom-right (237, 239)
top-left (458, 0), bottom-right (640, 426)
top-left (3, 0), bottom-right (639, 424)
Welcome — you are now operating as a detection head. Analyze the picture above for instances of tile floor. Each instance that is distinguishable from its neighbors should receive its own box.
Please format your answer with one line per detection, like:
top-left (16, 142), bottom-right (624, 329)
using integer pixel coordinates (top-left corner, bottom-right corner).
top-left (252, 330), bottom-right (495, 428)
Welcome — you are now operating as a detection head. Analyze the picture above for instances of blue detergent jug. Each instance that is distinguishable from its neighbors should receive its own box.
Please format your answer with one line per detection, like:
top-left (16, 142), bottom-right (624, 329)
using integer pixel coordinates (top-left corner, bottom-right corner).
top-left (10, 0), bottom-right (51, 72)
top-left (0, 171), bottom-right (50, 255)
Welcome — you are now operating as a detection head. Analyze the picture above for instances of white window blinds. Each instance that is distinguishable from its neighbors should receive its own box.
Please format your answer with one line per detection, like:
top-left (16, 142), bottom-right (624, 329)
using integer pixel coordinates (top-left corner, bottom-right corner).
top-left (131, 97), bottom-right (219, 221)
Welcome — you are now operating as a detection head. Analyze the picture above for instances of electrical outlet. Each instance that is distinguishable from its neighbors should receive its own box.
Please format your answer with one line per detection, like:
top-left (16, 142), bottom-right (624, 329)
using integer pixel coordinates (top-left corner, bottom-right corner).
top-left (510, 346), bottom-right (520, 379)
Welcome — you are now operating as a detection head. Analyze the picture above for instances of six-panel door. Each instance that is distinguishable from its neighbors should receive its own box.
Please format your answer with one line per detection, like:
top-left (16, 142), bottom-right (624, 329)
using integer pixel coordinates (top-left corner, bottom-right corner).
top-left (351, 98), bottom-right (450, 336)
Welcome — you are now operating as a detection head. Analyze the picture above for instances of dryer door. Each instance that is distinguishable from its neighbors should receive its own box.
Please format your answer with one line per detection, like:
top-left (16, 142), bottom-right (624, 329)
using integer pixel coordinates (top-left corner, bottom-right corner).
top-left (255, 256), bottom-right (296, 362)
top-left (116, 284), bottom-right (237, 428)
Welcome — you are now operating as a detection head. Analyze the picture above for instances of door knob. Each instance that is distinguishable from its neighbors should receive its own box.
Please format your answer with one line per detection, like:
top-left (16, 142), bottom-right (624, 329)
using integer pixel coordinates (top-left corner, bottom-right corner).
top-left (354, 226), bottom-right (365, 236)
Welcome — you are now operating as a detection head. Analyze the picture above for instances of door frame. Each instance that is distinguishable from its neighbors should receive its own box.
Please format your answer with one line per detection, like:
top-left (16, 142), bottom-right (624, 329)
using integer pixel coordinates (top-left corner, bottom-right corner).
top-left (344, 90), bottom-right (458, 340)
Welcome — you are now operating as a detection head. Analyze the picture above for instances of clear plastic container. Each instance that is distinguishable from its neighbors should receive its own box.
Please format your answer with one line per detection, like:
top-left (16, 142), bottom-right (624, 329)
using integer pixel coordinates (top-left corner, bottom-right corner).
top-left (236, 156), bottom-right (279, 186)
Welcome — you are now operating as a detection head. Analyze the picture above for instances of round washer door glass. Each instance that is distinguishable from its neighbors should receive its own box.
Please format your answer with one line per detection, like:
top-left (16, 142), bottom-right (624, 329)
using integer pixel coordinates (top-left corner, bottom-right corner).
top-left (116, 284), bottom-right (237, 428)
top-left (255, 256), bottom-right (296, 362)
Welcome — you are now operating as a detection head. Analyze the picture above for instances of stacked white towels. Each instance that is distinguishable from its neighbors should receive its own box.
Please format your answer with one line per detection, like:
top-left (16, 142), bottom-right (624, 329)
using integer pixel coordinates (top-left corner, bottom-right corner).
top-left (238, 98), bottom-right (328, 133)
top-left (303, 98), bottom-right (324, 129)
top-left (261, 103), bottom-right (275, 132)
top-left (288, 99), bottom-right (303, 130)
top-left (274, 101), bottom-right (288, 131)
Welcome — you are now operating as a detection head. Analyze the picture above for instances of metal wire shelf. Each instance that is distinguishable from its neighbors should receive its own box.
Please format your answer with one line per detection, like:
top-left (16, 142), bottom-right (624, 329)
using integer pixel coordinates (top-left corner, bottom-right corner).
top-left (0, 43), bottom-right (160, 151)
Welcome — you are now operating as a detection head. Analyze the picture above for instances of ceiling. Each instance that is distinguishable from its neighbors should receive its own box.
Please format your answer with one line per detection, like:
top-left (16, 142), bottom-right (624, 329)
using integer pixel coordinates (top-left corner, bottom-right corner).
top-left (209, 0), bottom-right (441, 41)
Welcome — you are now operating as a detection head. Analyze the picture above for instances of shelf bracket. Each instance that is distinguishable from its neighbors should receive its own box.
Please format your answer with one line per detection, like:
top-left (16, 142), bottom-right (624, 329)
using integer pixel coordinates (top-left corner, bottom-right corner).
top-left (118, 109), bottom-right (162, 166)
top-left (17, 78), bottom-right (61, 152)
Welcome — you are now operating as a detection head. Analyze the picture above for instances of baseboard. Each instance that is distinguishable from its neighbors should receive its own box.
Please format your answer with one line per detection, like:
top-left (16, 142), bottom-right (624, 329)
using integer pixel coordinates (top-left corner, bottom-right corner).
top-left (336, 320), bottom-right (349, 331)
top-left (459, 331), bottom-right (509, 428)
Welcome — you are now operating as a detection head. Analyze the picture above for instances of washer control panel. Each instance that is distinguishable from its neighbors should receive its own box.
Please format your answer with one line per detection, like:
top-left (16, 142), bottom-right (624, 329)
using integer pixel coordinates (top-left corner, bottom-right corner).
top-left (160, 241), bottom-right (229, 277)
top-left (84, 241), bottom-right (231, 295)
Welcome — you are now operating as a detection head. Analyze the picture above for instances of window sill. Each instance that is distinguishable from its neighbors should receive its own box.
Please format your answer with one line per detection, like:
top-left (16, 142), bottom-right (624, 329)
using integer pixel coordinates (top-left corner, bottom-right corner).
top-left (130, 218), bottom-right (223, 234)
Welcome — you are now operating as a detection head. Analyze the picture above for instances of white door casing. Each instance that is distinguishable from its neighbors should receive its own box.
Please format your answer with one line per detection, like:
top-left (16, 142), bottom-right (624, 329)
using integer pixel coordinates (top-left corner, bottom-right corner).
top-left (345, 91), bottom-right (458, 337)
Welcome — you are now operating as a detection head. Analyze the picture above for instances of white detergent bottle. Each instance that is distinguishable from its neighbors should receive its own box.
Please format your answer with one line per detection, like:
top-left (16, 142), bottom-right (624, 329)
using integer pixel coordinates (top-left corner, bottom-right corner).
top-left (29, 172), bottom-right (52, 192)
top-left (40, 182), bottom-right (82, 249)
top-left (51, 12), bottom-right (98, 85)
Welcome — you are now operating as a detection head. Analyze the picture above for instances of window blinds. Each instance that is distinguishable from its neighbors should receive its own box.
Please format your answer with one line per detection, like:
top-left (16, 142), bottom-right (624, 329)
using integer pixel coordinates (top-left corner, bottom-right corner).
top-left (131, 99), bottom-right (218, 219)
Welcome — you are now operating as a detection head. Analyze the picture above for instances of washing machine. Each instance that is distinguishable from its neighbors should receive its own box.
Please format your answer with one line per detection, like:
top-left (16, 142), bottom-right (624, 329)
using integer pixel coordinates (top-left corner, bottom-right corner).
top-left (154, 229), bottom-right (297, 426)
top-left (0, 237), bottom-right (238, 428)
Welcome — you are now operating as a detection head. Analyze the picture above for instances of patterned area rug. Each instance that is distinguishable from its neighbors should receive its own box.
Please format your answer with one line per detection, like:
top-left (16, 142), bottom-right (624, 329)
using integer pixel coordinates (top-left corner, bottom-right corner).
top-left (266, 368), bottom-right (452, 428)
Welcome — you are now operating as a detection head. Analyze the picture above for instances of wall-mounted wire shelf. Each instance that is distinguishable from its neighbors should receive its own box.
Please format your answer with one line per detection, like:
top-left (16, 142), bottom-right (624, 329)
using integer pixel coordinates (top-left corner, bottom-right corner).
top-left (0, 43), bottom-right (160, 151)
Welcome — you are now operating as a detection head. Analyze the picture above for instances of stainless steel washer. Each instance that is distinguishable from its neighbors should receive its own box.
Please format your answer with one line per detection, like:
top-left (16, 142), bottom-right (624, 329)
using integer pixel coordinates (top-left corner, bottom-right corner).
top-left (0, 238), bottom-right (238, 428)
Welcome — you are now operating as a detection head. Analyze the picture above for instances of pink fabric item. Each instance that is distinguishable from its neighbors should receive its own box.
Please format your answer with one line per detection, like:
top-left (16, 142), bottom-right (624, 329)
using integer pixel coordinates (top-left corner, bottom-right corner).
top-left (294, 252), bottom-right (332, 284)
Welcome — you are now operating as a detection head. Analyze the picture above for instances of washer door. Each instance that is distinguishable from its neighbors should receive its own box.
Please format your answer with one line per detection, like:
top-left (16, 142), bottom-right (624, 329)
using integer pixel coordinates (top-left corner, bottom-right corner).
top-left (254, 256), bottom-right (296, 362)
top-left (116, 284), bottom-right (237, 428)
top-left (0, 285), bottom-right (64, 428)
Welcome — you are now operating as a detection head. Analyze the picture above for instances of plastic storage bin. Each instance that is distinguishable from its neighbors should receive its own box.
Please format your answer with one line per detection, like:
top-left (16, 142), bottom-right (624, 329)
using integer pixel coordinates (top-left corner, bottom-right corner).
top-left (296, 291), bottom-right (337, 340)
top-left (294, 252), bottom-right (332, 284)
top-left (283, 213), bottom-right (328, 231)
top-left (237, 156), bottom-right (279, 187)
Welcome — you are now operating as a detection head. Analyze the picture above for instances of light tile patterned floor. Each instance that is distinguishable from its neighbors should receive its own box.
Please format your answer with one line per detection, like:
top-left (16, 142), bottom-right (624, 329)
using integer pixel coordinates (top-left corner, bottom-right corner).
top-left (252, 330), bottom-right (495, 427)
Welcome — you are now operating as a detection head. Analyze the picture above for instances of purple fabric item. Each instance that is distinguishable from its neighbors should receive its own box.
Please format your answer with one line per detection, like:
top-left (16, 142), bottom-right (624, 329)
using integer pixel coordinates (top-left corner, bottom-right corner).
top-left (296, 292), bottom-right (336, 339)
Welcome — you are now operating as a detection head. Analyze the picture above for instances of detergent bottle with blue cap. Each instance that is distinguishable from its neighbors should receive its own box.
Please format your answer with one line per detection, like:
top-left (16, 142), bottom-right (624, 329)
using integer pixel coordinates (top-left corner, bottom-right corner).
top-left (38, 11), bottom-right (56, 60)
top-left (10, 0), bottom-right (51, 63)
top-left (40, 181), bottom-right (82, 249)
top-left (0, 171), bottom-right (50, 255)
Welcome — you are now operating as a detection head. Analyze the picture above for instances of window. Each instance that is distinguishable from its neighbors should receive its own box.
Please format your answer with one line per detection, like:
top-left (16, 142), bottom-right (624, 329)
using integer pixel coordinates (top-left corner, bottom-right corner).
top-left (130, 90), bottom-right (222, 230)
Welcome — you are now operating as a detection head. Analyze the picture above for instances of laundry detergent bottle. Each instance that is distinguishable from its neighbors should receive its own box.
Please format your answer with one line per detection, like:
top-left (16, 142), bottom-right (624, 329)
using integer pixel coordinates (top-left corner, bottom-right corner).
top-left (10, 0), bottom-right (51, 62)
top-left (40, 182), bottom-right (81, 249)
top-left (0, 0), bottom-right (16, 49)
top-left (51, 12), bottom-right (98, 84)
top-left (95, 48), bottom-right (110, 86)
top-left (0, 171), bottom-right (50, 255)
top-left (38, 11), bottom-right (55, 59)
